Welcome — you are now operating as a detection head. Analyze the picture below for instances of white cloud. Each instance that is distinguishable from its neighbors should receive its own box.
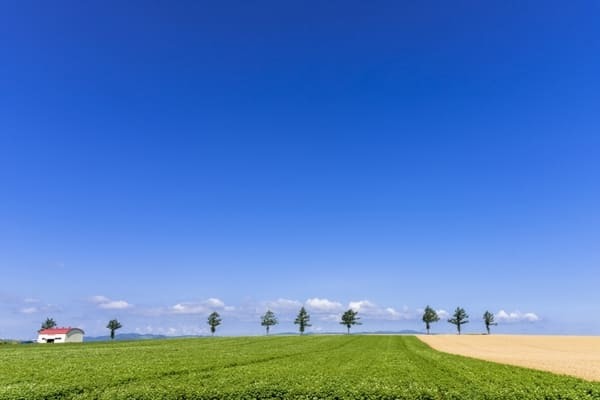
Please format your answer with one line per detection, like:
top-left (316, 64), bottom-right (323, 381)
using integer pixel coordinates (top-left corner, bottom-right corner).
top-left (90, 295), bottom-right (110, 304)
top-left (496, 310), bottom-right (540, 323)
top-left (205, 298), bottom-right (225, 308)
top-left (264, 298), bottom-right (302, 311)
top-left (382, 305), bottom-right (413, 320)
top-left (385, 307), bottom-right (399, 316)
top-left (171, 298), bottom-right (232, 315)
top-left (348, 300), bottom-right (376, 312)
top-left (306, 298), bottom-right (343, 312)
top-left (172, 303), bottom-right (204, 314)
top-left (522, 312), bottom-right (540, 321)
top-left (134, 324), bottom-right (207, 336)
top-left (90, 295), bottom-right (132, 310)
top-left (262, 298), bottom-right (418, 321)
top-left (18, 300), bottom-right (59, 315)
top-left (384, 307), bottom-right (412, 320)
top-left (348, 301), bottom-right (414, 320)
top-left (99, 300), bottom-right (131, 310)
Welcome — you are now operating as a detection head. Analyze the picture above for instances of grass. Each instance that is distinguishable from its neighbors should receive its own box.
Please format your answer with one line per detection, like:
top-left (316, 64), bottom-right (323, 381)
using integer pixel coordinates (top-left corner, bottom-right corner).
top-left (1, 335), bottom-right (599, 399)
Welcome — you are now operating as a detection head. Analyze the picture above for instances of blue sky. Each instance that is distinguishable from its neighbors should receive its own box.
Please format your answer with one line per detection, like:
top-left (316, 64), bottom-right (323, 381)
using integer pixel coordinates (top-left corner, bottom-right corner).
top-left (1, 1), bottom-right (599, 339)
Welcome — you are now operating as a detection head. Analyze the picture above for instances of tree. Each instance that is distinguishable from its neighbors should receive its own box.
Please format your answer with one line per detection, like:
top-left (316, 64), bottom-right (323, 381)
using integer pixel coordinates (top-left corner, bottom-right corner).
top-left (261, 310), bottom-right (278, 335)
top-left (207, 312), bottom-right (222, 336)
top-left (483, 311), bottom-right (497, 335)
top-left (41, 318), bottom-right (57, 330)
top-left (448, 307), bottom-right (469, 334)
top-left (340, 309), bottom-right (361, 334)
top-left (422, 306), bottom-right (440, 335)
top-left (106, 319), bottom-right (122, 340)
top-left (294, 307), bottom-right (311, 335)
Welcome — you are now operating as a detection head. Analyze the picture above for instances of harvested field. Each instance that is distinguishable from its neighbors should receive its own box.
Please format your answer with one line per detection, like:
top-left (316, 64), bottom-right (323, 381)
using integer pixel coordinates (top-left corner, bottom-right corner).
top-left (418, 334), bottom-right (600, 381)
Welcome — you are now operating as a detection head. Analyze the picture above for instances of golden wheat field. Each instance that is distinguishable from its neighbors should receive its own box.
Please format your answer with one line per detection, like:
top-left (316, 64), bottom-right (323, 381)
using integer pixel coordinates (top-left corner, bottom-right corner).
top-left (418, 334), bottom-right (600, 381)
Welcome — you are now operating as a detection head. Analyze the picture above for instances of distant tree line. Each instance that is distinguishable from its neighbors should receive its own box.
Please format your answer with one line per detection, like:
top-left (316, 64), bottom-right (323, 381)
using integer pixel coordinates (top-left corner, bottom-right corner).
top-left (422, 307), bottom-right (499, 335)
top-left (202, 306), bottom-right (498, 336)
top-left (40, 307), bottom-right (499, 340)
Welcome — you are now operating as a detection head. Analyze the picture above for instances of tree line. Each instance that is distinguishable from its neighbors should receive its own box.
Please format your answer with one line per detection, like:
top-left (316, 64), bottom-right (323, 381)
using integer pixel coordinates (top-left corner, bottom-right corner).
top-left (40, 306), bottom-right (498, 340)
top-left (209, 305), bottom-right (497, 336)
top-left (423, 306), bottom-right (498, 335)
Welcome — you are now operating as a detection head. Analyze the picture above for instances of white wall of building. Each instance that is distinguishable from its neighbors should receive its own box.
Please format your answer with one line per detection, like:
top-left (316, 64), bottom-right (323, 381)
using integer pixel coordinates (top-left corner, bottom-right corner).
top-left (37, 328), bottom-right (84, 343)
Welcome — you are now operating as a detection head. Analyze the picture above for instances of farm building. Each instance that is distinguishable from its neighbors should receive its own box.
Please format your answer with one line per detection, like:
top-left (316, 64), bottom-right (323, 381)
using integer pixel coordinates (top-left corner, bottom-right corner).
top-left (37, 327), bottom-right (84, 343)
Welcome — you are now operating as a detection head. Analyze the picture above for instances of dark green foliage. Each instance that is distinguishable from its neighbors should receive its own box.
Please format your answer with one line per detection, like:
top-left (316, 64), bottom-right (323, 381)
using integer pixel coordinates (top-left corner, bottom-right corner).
top-left (41, 317), bottom-right (57, 330)
top-left (340, 309), bottom-right (361, 334)
top-left (0, 336), bottom-right (598, 399)
top-left (260, 310), bottom-right (278, 335)
top-left (106, 319), bottom-right (122, 340)
top-left (448, 307), bottom-right (469, 334)
top-left (294, 307), bottom-right (311, 335)
top-left (484, 311), bottom-right (498, 334)
top-left (207, 312), bottom-right (222, 336)
top-left (422, 306), bottom-right (440, 334)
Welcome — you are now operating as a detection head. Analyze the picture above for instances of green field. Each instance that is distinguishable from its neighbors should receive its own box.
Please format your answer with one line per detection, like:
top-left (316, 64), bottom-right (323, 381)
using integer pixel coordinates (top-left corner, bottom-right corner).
top-left (1, 336), bottom-right (599, 399)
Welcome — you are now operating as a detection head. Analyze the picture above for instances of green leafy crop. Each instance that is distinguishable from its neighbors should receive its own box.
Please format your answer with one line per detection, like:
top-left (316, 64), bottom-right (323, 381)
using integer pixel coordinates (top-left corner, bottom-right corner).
top-left (0, 336), bottom-right (598, 399)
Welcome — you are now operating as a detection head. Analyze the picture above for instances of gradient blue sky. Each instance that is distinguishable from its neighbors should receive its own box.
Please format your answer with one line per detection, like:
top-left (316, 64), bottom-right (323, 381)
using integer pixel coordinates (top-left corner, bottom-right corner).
top-left (1, 1), bottom-right (599, 339)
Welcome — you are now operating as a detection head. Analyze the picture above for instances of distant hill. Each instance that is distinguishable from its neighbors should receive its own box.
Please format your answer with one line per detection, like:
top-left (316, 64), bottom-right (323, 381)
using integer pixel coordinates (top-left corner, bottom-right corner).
top-left (85, 333), bottom-right (170, 342)
top-left (362, 330), bottom-right (423, 335)
top-left (84, 330), bottom-right (424, 342)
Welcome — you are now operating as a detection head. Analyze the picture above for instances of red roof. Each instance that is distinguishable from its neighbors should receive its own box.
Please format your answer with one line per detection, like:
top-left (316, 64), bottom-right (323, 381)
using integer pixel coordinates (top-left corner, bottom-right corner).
top-left (38, 327), bottom-right (82, 335)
